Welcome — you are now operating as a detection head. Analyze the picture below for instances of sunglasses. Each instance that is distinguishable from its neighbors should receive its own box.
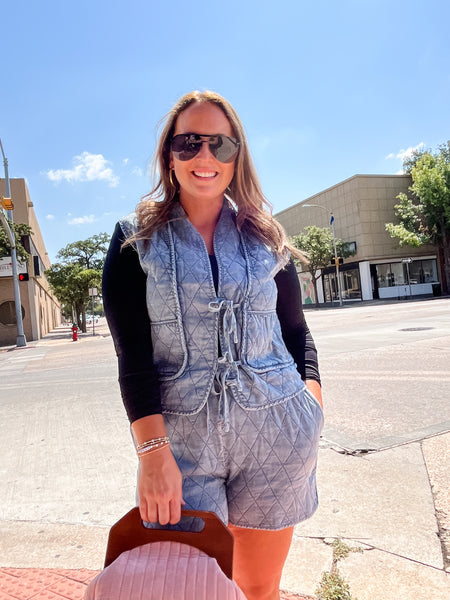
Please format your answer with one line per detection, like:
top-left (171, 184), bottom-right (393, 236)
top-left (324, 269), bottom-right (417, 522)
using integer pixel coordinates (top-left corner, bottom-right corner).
top-left (171, 133), bottom-right (240, 163)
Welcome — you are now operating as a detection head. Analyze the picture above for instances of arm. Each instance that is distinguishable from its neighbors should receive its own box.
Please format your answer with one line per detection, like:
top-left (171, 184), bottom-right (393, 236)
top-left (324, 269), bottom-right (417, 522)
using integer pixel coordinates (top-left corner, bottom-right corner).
top-left (275, 259), bottom-right (323, 408)
top-left (102, 224), bottom-right (184, 524)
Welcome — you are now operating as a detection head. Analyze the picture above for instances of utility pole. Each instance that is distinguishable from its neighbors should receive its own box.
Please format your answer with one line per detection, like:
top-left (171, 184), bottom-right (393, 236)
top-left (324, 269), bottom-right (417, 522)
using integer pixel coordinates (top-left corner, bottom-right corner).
top-left (330, 213), bottom-right (343, 307)
top-left (0, 137), bottom-right (26, 347)
top-left (303, 204), bottom-right (343, 306)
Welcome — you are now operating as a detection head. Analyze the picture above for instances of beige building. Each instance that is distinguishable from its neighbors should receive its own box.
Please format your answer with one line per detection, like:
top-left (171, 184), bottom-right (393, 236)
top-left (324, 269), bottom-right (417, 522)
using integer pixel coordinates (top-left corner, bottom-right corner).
top-left (0, 178), bottom-right (61, 345)
top-left (276, 174), bottom-right (441, 304)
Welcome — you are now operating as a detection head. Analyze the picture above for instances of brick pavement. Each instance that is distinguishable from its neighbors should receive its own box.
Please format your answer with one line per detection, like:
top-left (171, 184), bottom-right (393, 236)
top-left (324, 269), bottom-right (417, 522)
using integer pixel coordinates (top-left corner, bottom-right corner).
top-left (0, 567), bottom-right (312, 599)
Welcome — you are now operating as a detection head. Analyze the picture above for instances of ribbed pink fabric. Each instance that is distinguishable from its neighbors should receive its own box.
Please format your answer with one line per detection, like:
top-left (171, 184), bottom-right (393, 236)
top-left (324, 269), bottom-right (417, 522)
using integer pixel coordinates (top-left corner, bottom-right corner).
top-left (84, 541), bottom-right (247, 599)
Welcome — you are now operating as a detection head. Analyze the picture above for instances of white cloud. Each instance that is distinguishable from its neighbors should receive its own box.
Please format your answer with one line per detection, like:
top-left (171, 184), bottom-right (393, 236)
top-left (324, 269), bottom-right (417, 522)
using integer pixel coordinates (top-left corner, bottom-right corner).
top-left (46, 214), bottom-right (55, 220)
top-left (385, 142), bottom-right (425, 161)
top-left (132, 167), bottom-right (144, 176)
top-left (67, 214), bottom-right (97, 225)
top-left (123, 158), bottom-right (129, 165)
top-left (46, 152), bottom-right (119, 187)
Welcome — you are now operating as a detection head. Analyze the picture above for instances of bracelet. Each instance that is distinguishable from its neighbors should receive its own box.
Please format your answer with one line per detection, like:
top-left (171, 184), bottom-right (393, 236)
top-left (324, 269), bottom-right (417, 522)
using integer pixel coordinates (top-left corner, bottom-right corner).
top-left (136, 436), bottom-right (169, 451)
top-left (136, 437), bottom-right (170, 458)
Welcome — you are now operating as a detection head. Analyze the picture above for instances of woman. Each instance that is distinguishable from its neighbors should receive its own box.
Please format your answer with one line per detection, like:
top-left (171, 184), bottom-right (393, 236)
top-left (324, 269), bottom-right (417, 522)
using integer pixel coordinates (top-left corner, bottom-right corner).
top-left (103, 91), bottom-right (323, 600)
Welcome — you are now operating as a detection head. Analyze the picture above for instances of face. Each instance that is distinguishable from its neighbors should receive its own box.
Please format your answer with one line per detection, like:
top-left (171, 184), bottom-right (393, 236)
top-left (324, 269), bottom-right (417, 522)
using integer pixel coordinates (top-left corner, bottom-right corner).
top-left (170, 102), bottom-right (236, 208)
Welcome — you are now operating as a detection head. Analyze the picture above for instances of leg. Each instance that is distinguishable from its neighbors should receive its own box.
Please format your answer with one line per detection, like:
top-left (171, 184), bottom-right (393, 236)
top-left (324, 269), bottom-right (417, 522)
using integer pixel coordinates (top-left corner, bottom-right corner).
top-left (228, 524), bottom-right (294, 600)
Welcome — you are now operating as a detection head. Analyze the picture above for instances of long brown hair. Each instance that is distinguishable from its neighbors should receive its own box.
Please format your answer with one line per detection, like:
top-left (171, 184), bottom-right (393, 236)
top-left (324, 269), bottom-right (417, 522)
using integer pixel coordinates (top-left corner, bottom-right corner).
top-left (128, 90), bottom-right (305, 262)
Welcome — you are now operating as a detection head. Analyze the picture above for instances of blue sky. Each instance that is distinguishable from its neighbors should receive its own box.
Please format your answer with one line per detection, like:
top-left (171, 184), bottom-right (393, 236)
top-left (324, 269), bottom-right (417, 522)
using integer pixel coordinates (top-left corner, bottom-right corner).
top-left (1, 0), bottom-right (449, 261)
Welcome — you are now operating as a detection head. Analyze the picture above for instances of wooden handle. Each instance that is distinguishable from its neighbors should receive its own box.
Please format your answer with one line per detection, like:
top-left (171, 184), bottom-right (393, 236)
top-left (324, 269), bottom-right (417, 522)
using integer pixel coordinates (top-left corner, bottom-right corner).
top-left (104, 508), bottom-right (234, 579)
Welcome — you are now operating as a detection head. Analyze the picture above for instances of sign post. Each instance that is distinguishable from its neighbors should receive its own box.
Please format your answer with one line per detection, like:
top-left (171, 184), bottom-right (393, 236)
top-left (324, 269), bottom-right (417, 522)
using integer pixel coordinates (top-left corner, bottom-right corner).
top-left (88, 287), bottom-right (98, 336)
top-left (402, 258), bottom-right (413, 298)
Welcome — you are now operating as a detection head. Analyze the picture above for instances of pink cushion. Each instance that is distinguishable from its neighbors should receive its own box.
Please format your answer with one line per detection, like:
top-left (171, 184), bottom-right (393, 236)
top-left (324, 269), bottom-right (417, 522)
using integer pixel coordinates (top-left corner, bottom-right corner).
top-left (85, 541), bottom-right (247, 600)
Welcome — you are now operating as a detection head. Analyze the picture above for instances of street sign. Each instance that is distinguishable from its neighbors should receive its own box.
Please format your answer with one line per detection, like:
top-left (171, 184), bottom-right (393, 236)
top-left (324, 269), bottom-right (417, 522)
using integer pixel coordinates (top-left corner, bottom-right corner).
top-left (402, 258), bottom-right (412, 263)
top-left (88, 287), bottom-right (98, 296)
top-left (0, 257), bottom-right (28, 278)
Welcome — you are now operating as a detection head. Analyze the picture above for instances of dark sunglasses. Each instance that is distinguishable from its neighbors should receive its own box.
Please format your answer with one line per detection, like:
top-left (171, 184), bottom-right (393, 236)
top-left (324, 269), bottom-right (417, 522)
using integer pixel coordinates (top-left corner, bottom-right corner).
top-left (171, 133), bottom-right (240, 163)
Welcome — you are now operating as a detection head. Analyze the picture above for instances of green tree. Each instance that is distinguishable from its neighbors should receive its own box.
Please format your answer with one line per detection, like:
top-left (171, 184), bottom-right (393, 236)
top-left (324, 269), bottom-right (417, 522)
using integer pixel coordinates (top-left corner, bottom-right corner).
top-left (386, 141), bottom-right (450, 293)
top-left (0, 219), bottom-right (33, 263)
top-left (45, 233), bottom-right (110, 332)
top-left (56, 232), bottom-right (110, 270)
top-left (46, 263), bottom-right (101, 330)
top-left (291, 226), bottom-right (354, 306)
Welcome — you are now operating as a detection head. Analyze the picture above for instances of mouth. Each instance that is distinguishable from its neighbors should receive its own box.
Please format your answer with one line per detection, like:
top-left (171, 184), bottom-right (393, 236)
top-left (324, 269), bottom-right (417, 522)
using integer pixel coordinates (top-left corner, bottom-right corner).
top-left (192, 171), bottom-right (217, 179)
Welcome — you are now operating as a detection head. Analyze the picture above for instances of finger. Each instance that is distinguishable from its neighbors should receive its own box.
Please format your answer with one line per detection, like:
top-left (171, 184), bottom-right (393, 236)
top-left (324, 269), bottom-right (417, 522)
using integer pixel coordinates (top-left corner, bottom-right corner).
top-left (169, 498), bottom-right (182, 524)
top-left (146, 501), bottom-right (158, 524)
top-left (139, 495), bottom-right (148, 522)
top-left (157, 503), bottom-right (170, 526)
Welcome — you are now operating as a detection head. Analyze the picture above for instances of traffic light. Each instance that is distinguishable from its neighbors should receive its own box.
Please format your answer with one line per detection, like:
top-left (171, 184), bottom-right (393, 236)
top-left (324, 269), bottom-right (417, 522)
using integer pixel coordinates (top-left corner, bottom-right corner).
top-left (330, 257), bottom-right (344, 266)
top-left (18, 273), bottom-right (29, 281)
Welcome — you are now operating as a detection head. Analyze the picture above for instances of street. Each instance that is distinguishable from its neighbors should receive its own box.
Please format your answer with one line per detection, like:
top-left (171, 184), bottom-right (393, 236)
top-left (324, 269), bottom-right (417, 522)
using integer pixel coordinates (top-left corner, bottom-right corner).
top-left (0, 297), bottom-right (449, 599)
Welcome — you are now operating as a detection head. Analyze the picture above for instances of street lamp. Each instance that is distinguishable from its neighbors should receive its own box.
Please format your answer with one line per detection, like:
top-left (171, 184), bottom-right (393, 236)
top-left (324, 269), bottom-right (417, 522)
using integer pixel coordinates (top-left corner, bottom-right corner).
top-left (0, 137), bottom-right (27, 346)
top-left (302, 203), bottom-right (343, 306)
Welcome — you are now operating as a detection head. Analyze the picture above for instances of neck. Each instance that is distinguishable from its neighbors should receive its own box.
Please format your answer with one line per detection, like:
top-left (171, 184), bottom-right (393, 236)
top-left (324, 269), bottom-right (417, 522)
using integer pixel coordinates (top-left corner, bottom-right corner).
top-left (180, 195), bottom-right (224, 254)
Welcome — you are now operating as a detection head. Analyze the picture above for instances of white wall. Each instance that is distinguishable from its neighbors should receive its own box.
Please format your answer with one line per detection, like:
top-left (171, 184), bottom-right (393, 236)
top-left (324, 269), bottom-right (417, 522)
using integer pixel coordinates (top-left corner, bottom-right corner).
top-left (359, 261), bottom-right (373, 301)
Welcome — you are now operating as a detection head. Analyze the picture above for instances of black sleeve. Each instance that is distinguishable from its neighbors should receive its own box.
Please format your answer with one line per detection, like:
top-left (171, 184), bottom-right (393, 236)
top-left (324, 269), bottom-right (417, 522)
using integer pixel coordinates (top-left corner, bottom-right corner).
top-left (275, 259), bottom-right (321, 384)
top-left (102, 223), bottom-right (162, 423)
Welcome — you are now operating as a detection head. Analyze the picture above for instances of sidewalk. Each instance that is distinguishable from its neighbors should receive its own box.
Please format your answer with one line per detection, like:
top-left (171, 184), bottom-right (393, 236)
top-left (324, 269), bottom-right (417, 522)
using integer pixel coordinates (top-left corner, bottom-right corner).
top-left (0, 568), bottom-right (309, 600)
top-left (1, 308), bottom-right (449, 599)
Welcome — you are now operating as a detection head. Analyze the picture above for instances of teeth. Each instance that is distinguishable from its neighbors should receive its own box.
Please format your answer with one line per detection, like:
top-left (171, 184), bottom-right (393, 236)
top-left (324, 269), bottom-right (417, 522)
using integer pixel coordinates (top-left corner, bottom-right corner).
top-left (194, 171), bottom-right (216, 178)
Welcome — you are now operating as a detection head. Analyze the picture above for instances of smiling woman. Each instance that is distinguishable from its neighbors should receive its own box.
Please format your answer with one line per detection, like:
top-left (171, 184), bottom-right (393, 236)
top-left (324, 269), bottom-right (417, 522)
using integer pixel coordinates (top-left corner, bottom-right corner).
top-left (102, 90), bottom-right (323, 600)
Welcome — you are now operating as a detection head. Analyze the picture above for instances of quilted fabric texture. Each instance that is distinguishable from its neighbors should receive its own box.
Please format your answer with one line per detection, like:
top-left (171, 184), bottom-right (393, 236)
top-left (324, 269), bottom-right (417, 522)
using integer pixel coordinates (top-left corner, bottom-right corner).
top-left (119, 202), bottom-right (303, 416)
top-left (84, 541), bottom-right (247, 600)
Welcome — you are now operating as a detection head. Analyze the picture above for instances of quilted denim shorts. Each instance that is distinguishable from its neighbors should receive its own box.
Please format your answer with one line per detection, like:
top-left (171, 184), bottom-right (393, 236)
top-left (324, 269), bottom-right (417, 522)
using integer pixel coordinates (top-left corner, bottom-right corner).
top-left (154, 386), bottom-right (324, 531)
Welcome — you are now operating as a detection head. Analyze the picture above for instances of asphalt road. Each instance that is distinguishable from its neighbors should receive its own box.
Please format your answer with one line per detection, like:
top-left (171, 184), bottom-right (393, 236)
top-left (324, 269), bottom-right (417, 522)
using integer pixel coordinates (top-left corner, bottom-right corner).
top-left (305, 297), bottom-right (450, 451)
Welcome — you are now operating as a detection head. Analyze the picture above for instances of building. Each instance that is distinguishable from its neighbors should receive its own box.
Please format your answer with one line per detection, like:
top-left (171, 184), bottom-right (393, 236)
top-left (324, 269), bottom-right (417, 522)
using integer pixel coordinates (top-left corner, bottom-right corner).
top-left (0, 178), bottom-right (61, 345)
top-left (276, 174), bottom-right (442, 304)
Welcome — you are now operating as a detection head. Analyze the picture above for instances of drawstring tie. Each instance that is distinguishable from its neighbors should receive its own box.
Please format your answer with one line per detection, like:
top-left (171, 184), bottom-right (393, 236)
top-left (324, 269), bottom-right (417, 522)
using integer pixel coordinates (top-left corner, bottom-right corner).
top-left (208, 300), bottom-right (242, 432)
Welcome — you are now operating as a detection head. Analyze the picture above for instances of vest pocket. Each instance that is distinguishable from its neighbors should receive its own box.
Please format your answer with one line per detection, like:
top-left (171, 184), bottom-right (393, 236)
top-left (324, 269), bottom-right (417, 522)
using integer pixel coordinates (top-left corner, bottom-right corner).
top-left (244, 310), bottom-right (293, 372)
top-left (150, 319), bottom-right (187, 380)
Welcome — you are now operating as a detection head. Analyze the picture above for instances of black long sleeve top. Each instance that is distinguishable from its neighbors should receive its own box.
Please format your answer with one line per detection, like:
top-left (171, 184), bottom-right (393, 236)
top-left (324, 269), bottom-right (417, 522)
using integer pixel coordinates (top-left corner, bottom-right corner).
top-left (103, 223), bottom-right (320, 423)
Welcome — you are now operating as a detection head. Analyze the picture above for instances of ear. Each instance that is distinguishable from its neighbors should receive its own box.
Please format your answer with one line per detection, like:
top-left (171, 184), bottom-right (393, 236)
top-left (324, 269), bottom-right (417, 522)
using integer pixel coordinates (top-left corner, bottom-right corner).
top-left (169, 151), bottom-right (174, 170)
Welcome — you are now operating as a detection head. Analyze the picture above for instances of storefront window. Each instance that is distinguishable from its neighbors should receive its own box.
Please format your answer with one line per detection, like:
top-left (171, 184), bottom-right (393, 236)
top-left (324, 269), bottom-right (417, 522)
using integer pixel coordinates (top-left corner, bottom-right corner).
top-left (341, 268), bottom-right (361, 299)
top-left (323, 267), bottom-right (361, 301)
top-left (409, 259), bottom-right (438, 283)
top-left (376, 259), bottom-right (438, 287)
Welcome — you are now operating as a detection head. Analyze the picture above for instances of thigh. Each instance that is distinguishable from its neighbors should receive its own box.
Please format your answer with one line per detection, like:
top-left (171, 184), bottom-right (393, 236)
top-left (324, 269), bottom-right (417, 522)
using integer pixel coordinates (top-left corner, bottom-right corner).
top-left (229, 524), bottom-right (294, 599)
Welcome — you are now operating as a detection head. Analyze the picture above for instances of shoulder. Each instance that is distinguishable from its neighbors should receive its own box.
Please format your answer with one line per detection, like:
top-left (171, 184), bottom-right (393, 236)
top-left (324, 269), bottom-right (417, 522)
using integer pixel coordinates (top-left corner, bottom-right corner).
top-left (118, 212), bottom-right (139, 239)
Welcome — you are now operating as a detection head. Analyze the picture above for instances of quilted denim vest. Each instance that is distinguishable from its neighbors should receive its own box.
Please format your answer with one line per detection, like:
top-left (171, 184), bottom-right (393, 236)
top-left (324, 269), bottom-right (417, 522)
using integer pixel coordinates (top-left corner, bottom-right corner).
top-left (119, 202), bottom-right (305, 416)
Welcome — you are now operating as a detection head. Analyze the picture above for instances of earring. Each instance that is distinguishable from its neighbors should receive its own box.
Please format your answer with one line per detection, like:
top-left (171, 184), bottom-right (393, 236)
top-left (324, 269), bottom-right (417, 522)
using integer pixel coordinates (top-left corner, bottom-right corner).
top-left (169, 168), bottom-right (176, 188)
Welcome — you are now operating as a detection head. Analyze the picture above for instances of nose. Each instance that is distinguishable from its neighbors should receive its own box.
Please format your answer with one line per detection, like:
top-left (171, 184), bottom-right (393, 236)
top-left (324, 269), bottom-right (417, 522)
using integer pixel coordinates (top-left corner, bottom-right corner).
top-left (196, 140), bottom-right (215, 160)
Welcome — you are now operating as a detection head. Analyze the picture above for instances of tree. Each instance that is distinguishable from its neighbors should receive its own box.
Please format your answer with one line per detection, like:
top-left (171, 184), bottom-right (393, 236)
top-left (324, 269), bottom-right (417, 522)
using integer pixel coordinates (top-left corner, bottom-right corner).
top-left (56, 232), bottom-right (111, 270)
top-left (386, 141), bottom-right (450, 293)
top-left (45, 233), bottom-right (110, 332)
top-left (0, 219), bottom-right (32, 263)
top-left (46, 263), bottom-right (101, 328)
top-left (291, 226), bottom-right (354, 306)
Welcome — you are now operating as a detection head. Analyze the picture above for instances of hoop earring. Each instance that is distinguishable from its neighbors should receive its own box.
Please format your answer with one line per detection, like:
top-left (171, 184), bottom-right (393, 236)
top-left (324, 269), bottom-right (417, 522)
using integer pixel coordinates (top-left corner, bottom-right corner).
top-left (169, 168), bottom-right (176, 189)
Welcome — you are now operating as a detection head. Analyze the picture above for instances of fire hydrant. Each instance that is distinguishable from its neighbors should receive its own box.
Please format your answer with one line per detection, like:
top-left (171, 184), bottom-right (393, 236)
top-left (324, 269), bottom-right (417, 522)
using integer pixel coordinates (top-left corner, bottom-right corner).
top-left (71, 324), bottom-right (78, 342)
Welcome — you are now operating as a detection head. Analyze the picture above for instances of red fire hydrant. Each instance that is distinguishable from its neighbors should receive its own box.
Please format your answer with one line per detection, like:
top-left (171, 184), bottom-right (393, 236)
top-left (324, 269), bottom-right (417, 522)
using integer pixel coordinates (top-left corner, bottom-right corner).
top-left (71, 324), bottom-right (78, 342)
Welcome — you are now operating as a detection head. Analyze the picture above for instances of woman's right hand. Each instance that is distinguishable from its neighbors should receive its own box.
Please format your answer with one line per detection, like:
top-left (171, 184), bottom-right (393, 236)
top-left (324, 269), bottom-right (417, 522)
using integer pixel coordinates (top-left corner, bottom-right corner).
top-left (137, 445), bottom-right (184, 525)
